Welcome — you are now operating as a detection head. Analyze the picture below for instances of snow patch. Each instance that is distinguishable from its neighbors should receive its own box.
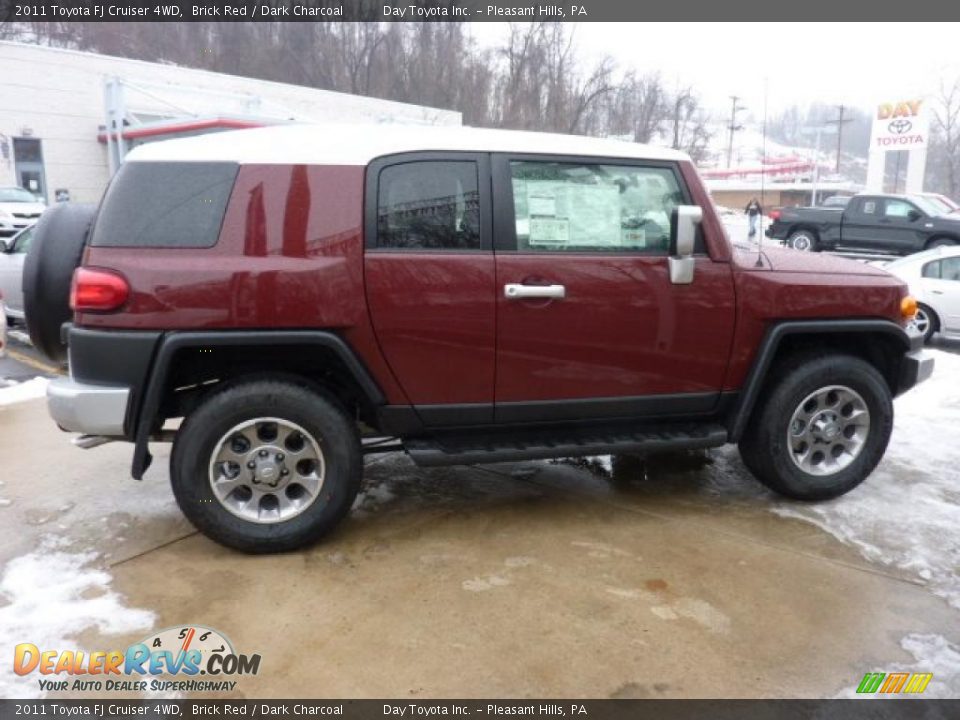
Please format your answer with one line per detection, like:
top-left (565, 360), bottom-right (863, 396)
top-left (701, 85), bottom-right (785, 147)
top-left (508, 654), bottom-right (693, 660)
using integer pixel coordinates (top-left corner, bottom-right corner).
top-left (0, 544), bottom-right (155, 699)
top-left (462, 575), bottom-right (511, 592)
top-left (351, 482), bottom-right (396, 516)
top-left (835, 634), bottom-right (960, 698)
top-left (0, 377), bottom-right (49, 407)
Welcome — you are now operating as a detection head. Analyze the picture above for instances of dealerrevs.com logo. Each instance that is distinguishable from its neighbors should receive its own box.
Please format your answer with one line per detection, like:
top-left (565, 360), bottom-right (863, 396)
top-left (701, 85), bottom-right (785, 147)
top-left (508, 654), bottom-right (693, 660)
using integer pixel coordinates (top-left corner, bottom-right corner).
top-left (14, 625), bottom-right (261, 693)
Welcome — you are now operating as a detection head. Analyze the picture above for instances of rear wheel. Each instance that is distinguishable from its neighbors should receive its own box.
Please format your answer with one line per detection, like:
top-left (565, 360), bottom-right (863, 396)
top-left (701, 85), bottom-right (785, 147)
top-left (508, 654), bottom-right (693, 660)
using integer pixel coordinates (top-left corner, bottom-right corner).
top-left (787, 229), bottom-right (818, 252)
top-left (739, 353), bottom-right (892, 501)
top-left (170, 380), bottom-right (362, 552)
top-left (927, 237), bottom-right (957, 249)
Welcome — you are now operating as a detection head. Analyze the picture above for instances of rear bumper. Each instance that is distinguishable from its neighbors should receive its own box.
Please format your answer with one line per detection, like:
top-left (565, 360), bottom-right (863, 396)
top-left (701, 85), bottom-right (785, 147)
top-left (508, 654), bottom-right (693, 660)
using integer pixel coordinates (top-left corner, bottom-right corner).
top-left (765, 224), bottom-right (788, 241)
top-left (47, 376), bottom-right (130, 436)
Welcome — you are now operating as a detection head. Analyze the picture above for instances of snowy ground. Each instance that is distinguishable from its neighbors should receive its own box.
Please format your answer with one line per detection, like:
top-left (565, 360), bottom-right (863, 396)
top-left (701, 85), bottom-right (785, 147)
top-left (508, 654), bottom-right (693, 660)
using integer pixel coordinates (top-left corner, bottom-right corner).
top-left (0, 376), bottom-right (49, 406)
top-left (0, 340), bottom-right (957, 698)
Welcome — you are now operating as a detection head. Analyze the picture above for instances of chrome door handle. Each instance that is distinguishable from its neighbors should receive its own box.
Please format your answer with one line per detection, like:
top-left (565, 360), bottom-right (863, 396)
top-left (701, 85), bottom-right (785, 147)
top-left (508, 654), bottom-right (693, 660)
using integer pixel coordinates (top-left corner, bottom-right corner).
top-left (931, 290), bottom-right (944, 295)
top-left (504, 283), bottom-right (566, 300)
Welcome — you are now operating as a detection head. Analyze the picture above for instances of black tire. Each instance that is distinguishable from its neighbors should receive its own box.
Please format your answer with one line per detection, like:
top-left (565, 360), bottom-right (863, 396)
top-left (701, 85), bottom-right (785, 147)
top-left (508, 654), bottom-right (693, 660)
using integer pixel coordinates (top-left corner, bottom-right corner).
top-left (170, 380), bottom-right (362, 553)
top-left (913, 303), bottom-right (939, 343)
top-left (22, 203), bottom-right (97, 362)
top-left (738, 353), bottom-right (893, 501)
top-left (787, 229), bottom-right (818, 252)
top-left (926, 237), bottom-right (956, 249)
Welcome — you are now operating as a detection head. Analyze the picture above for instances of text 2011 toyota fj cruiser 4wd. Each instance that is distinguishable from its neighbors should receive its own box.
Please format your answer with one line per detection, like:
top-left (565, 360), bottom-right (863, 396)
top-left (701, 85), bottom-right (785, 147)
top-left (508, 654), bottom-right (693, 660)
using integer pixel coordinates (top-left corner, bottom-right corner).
top-left (24, 124), bottom-right (932, 552)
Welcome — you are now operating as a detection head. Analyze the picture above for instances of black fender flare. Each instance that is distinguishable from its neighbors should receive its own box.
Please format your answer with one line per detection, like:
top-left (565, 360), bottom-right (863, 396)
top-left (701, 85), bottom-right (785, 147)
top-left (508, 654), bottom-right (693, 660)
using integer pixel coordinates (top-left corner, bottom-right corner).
top-left (727, 319), bottom-right (914, 442)
top-left (131, 330), bottom-right (385, 479)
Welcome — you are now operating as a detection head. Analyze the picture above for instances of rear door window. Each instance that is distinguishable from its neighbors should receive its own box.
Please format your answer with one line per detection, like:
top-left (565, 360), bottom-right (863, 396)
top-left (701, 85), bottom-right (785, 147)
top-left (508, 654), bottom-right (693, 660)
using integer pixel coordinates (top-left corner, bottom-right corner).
top-left (375, 161), bottom-right (481, 250)
top-left (91, 162), bottom-right (238, 248)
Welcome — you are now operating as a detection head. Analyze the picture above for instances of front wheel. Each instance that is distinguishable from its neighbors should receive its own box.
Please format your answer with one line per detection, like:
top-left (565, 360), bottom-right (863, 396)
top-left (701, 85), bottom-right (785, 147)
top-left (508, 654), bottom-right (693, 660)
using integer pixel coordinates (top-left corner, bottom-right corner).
top-left (738, 353), bottom-right (893, 501)
top-left (171, 380), bottom-right (362, 552)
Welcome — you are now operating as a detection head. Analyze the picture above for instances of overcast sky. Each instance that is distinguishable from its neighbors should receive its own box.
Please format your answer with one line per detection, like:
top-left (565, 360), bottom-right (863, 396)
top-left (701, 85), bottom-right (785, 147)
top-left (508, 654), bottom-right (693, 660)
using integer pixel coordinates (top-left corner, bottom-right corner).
top-left (468, 22), bottom-right (960, 121)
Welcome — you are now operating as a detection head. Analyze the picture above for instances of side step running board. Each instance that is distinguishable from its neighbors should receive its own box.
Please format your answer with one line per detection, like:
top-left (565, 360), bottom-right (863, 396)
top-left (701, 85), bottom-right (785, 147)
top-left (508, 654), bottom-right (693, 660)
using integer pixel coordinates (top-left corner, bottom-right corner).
top-left (405, 423), bottom-right (728, 467)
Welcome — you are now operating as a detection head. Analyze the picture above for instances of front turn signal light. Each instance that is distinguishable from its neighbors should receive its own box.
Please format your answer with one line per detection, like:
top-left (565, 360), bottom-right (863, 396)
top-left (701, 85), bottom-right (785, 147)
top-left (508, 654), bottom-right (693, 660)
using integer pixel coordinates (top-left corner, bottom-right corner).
top-left (901, 295), bottom-right (918, 320)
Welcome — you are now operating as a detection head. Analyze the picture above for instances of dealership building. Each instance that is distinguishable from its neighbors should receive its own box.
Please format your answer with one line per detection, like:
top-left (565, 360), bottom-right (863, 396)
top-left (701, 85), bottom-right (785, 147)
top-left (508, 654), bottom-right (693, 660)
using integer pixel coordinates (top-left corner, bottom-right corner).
top-left (0, 41), bottom-right (461, 204)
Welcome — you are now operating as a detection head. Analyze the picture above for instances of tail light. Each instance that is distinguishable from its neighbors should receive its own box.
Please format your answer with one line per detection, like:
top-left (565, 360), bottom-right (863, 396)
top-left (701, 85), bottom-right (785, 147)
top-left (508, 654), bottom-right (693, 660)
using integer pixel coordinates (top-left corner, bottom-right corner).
top-left (769, 209), bottom-right (781, 221)
top-left (70, 267), bottom-right (130, 312)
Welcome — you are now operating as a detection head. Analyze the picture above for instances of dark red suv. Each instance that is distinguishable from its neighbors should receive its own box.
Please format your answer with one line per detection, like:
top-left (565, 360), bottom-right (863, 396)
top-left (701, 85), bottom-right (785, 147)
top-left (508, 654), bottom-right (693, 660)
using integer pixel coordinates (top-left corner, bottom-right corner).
top-left (24, 124), bottom-right (932, 552)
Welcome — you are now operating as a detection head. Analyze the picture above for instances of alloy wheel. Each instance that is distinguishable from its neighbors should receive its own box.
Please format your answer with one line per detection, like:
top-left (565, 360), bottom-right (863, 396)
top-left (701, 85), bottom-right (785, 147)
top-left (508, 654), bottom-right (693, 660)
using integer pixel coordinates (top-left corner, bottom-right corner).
top-left (208, 417), bottom-right (326, 524)
top-left (787, 385), bottom-right (870, 477)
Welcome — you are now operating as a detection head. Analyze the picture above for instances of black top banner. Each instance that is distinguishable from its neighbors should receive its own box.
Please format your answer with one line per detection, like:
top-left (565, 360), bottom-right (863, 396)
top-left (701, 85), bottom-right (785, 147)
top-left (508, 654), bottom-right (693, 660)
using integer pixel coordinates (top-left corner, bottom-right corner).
top-left (0, 0), bottom-right (958, 22)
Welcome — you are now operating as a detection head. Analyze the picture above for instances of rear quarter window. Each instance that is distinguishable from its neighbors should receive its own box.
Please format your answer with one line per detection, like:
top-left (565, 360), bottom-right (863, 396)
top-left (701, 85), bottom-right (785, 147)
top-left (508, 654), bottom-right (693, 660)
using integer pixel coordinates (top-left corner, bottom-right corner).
top-left (91, 162), bottom-right (238, 248)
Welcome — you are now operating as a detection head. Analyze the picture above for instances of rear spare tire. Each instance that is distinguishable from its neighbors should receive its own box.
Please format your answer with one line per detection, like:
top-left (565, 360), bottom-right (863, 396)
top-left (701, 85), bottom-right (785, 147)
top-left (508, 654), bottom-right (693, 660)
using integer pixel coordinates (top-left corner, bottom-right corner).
top-left (22, 203), bottom-right (97, 362)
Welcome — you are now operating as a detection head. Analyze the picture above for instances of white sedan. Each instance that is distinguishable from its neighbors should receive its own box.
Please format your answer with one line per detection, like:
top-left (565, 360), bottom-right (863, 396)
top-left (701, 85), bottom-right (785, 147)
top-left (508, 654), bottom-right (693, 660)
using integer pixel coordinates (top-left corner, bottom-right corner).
top-left (883, 246), bottom-right (960, 342)
top-left (0, 289), bottom-right (6, 357)
top-left (0, 224), bottom-right (33, 324)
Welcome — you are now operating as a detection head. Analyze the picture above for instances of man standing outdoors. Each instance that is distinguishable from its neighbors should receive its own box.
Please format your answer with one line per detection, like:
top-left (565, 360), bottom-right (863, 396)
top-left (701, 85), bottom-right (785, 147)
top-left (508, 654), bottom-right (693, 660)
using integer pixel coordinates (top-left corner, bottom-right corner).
top-left (745, 197), bottom-right (763, 238)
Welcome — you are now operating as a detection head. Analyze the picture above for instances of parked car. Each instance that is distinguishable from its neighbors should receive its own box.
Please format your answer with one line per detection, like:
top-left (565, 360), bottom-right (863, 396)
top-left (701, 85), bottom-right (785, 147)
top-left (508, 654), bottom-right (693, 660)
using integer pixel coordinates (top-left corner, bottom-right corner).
top-left (919, 192), bottom-right (960, 214)
top-left (0, 290), bottom-right (6, 358)
top-left (0, 224), bottom-right (33, 324)
top-left (0, 186), bottom-right (45, 238)
top-left (24, 124), bottom-right (931, 552)
top-left (766, 193), bottom-right (960, 254)
top-left (883, 245), bottom-right (960, 342)
top-left (820, 195), bottom-right (851, 209)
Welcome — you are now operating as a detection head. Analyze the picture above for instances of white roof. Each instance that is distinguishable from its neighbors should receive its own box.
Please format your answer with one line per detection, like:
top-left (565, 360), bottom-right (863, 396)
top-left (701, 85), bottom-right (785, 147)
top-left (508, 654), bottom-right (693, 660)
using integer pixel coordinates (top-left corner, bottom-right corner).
top-left (125, 123), bottom-right (690, 166)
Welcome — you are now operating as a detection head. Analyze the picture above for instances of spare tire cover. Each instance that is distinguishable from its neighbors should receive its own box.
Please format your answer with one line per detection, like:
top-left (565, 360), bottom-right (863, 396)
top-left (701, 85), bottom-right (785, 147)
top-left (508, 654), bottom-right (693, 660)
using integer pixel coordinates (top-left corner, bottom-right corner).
top-left (23, 203), bottom-right (97, 363)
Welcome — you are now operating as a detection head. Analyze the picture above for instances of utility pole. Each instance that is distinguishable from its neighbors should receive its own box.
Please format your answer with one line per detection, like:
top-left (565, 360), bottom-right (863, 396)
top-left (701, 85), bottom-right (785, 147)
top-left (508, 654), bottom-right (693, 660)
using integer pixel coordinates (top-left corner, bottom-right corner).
top-left (824, 104), bottom-right (853, 174)
top-left (726, 95), bottom-right (745, 168)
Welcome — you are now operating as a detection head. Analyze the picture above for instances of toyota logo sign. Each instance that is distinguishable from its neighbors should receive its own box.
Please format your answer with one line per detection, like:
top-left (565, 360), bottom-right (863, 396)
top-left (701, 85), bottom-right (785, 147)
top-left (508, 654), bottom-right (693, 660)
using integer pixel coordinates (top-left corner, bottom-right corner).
top-left (889, 118), bottom-right (913, 135)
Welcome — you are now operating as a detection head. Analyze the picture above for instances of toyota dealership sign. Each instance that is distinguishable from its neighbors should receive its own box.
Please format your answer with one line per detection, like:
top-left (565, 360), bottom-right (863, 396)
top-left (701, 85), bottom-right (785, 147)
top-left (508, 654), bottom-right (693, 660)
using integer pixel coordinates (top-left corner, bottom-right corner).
top-left (869, 98), bottom-right (930, 149)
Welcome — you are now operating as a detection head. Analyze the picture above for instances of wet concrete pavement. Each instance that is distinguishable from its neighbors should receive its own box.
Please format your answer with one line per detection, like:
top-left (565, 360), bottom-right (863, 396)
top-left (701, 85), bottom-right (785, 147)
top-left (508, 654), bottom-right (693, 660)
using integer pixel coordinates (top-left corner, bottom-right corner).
top-left (2, 389), bottom-right (959, 699)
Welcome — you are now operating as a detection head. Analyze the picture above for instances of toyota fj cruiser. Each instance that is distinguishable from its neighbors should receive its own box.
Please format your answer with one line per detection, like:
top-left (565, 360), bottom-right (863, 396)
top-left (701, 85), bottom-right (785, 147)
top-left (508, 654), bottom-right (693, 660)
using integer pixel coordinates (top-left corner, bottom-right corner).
top-left (25, 124), bottom-right (932, 552)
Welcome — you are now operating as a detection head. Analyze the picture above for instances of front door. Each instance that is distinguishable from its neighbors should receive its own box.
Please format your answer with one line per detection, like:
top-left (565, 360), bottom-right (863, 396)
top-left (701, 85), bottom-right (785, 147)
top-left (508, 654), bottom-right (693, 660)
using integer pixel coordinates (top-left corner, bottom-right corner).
top-left (492, 155), bottom-right (736, 424)
top-left (922, 255), bottom-right (960, 333)
top-left (13, 138), bottom-right (46, 201)
top-left (875, 198), bottom-right (926, 253)
top-left (364, 153), bottom-right (497, 426)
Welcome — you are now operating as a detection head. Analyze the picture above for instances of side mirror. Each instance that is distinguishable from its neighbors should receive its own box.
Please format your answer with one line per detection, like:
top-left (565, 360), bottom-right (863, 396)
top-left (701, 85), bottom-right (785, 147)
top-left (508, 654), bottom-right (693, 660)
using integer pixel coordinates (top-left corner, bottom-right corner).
top-left (0, 238), bottom-right (11, 254)
top-left (907, 209), bottom-right (922, 222)
top-left (669, 205), bottom-right (702, 285)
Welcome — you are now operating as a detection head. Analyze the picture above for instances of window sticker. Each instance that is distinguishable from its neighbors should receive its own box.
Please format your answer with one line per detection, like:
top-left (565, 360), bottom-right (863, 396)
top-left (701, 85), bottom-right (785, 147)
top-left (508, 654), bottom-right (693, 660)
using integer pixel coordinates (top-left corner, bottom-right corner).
top-left (529, 218), bottom-right (570, 245)
top-left (510, 162), bottom-right (681, 253)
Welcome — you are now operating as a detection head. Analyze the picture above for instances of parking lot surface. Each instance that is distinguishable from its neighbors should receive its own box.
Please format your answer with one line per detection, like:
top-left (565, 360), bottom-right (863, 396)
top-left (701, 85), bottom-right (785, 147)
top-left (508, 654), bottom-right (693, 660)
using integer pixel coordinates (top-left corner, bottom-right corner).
top-left (1, 334), bottom-right (958, 699)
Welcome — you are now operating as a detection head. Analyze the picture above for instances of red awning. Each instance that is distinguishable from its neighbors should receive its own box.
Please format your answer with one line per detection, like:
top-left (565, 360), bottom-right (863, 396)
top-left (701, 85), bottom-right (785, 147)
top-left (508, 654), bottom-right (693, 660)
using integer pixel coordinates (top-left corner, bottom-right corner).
top-left (97, 117), bottom-right (267, 143)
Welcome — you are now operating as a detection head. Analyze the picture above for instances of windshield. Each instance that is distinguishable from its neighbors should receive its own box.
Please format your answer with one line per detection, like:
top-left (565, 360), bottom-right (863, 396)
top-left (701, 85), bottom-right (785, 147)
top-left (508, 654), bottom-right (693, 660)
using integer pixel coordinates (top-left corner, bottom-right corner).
top-left (925, 196), bottom-right (954, 214)
top-left (910, 196), bottom-right (945, 216)
top-left (0, 187), bottom-right (39, 203)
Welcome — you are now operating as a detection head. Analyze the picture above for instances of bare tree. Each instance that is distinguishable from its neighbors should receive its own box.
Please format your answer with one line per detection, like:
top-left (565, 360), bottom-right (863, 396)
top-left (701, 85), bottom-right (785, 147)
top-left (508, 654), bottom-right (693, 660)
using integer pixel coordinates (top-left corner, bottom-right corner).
top-left (929, 78), bottom-right (960, 198)
top-left (604, 71), bottom-right (667, 143)
top-left (667, 86), bottom-right (712, 162)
